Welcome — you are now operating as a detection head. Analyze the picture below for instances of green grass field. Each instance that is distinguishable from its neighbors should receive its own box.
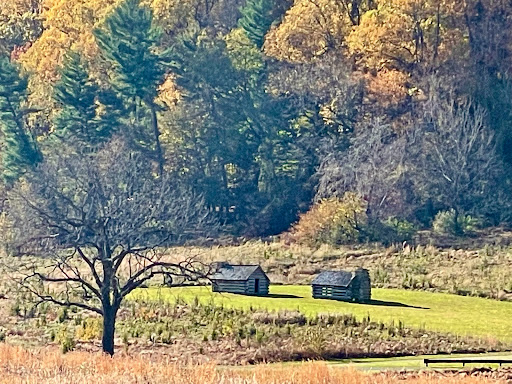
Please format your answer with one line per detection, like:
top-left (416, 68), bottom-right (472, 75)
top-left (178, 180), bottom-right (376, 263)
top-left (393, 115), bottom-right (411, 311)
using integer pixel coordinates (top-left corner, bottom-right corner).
top-left (132, 285), bottom-right (512, 342)
top-left (333, 352), bottom-right (512, 371)
top-left (223, 352), bottom-right (512, 372)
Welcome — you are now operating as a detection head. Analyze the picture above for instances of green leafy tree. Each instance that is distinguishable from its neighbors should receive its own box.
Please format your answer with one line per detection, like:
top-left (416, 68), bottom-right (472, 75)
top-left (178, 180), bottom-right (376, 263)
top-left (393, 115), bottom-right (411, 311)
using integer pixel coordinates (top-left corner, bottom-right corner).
top-left (170, 31), bottom-right (311, 235)
top-left (94, 0), bottom-right (167, 173)
top-left (168, 32), bottom-right (250, 211)
top-left (0, 57), bottom-right (41, 184)
top-left (53, 52), bottom-right (113, 147)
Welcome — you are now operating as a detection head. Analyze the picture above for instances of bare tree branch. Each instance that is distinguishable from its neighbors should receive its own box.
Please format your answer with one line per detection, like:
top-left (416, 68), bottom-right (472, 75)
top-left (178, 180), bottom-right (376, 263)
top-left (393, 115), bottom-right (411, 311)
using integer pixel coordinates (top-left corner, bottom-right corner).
top-left (6, 136), bottom-right (219, 355)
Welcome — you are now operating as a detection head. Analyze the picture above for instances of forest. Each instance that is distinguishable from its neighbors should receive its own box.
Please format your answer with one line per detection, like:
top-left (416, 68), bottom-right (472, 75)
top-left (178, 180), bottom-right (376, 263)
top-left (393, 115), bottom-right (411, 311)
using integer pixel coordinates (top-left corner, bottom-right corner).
top-left (0, 0), bottom-right (511, 242)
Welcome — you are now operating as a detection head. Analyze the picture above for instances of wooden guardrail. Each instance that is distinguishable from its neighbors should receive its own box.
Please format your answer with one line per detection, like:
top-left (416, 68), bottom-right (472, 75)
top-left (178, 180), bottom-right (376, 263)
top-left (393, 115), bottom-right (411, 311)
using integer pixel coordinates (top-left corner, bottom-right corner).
top-left (424, 358), bottom-right (512, 367)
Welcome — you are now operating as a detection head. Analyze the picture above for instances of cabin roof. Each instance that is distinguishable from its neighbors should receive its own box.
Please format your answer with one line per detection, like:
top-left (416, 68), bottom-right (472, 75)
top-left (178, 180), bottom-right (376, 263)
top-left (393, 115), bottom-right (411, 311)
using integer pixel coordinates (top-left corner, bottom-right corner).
top-left (312, 270), bottom-right (356, 287)
top-left (210, 264), bottom-right (267, 281)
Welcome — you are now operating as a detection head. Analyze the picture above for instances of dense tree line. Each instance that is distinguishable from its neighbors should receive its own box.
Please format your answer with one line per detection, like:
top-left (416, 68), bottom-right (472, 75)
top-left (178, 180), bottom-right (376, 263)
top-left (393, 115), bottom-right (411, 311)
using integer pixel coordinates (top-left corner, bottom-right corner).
top-left (0, 0), bottom-right (511, 236)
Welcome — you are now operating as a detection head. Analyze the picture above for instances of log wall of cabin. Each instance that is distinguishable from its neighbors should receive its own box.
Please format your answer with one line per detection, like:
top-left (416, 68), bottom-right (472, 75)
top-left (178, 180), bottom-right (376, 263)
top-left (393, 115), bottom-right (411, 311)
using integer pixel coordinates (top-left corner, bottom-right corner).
top-left (212, 271), bottom-right (269, 295)
top-left (212, 280), bottom-right (248, 294)
top-left (312, 284), bottom-right (353, 301)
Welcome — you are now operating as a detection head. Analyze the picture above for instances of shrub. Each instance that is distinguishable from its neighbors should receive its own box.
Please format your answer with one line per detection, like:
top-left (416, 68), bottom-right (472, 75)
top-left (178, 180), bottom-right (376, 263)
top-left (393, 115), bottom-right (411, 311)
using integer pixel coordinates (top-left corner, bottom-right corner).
top-left (0, 328), bottom-right (5, 342)
top-left (291, 192), bottom-right (367, 246)
top-left (160, 330), bottom-right (173, 344)
top-left (252, 310), bottom-right (306, 326)
top-left (75, 318), bottom-right (102, 341)
top-left (10, 300), bottom-right (20, 317)
top-left (122, 332), bottom-right (130, 346)
top-left (57, 307), bottom-right (69, 323)
top-left (56, 328), bottom-right (76, 354)
top-left (432, 209), bottom-right (480, 236)
top-left (367, 217), bottom-right (417, 244)
top-left (384, 217), bottom-right (417, 241)
top-left (60, 336), bottom-right (75, 354)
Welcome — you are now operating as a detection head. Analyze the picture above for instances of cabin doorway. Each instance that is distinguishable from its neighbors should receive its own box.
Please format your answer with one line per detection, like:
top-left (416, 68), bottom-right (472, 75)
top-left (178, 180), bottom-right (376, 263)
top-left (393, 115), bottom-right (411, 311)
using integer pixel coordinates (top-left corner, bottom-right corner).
top-left (254, 279), bottom-right (260, 294)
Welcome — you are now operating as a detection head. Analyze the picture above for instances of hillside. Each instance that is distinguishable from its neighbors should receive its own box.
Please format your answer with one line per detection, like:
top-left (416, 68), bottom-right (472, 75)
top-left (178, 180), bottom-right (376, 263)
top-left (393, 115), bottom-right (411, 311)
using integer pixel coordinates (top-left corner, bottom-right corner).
top-left (136, 286), bottom-right (512, 343)
top-left (164, 232), bottom-right (512, 301)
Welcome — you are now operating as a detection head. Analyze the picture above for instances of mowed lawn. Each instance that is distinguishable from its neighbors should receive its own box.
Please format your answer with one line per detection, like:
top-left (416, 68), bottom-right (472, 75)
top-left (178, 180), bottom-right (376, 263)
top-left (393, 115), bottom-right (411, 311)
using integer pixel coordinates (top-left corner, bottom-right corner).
top-left (132, 285), bottom-right (512, 342)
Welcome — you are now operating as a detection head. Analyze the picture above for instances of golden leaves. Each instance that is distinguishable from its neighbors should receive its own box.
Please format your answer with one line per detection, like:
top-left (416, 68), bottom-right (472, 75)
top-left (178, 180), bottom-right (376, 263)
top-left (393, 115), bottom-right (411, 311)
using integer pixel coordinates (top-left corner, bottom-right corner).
top-left (264, 0), bottom-right (350, 63)
top-left (157, 74), bottom-right (181, 108)
top-left (347, 0), bottom-right (466, 73)
top-left (20, 0), bottom-right (119, 82)
top-left (366, 68), bottom-right (410, 109)
top-left (291, 193), bottom-right (368, 245)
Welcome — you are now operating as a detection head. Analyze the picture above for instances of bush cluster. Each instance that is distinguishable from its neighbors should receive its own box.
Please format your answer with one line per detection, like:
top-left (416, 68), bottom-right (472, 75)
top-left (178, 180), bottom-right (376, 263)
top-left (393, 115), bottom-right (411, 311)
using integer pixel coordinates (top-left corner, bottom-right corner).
top-left (433, 209), bottom-right (480, 236)
top-left (291, 193), bottom-right (367, 246)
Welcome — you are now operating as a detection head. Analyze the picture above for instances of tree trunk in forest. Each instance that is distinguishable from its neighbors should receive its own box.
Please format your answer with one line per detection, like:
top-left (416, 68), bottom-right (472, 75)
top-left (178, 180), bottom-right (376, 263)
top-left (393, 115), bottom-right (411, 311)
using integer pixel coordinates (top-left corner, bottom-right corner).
top-left (257, 139), bottom-right (276, 195)
top-left (453, 208), bottom-right (462, 236)
top-left (150, 103), bottom-right (164, 176)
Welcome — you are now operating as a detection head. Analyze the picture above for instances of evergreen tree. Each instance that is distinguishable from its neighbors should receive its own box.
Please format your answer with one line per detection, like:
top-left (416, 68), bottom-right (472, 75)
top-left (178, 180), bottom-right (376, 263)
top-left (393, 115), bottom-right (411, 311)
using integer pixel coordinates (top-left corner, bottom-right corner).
top-left (53, 52), bottom-right (112, 147)
top-left (94, 0), bottom-right (166, 173)
top-left (168, 32), bottom-right (251, 210)
top-left (238, 0), bottom-right (284, 49)
top-left (170, 31), bottom-right (307, 234)
top-left (0, 57), bottom-right (41, 184)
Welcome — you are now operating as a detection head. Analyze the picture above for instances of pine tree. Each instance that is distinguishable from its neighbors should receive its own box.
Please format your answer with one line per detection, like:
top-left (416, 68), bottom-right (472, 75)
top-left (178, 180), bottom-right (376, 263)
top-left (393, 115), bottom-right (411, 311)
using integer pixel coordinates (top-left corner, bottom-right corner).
top-left (94, 0), bottom-right (164, 101)
top-left (238, 0), bottom-right (283, 49)
top-left (0, 57), bottom-right (41, 184)
top-left (53, 52), bottom-right (112, 147)
top-left (94, 0), bottom-right (166, 173)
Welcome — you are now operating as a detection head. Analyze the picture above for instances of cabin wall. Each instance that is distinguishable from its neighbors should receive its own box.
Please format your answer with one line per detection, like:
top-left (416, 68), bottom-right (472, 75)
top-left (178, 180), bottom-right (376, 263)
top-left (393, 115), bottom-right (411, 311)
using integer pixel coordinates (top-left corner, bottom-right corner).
top-left (312, 284), bottom-right (353, 301)
top-left (246, 269), bottom-right (270, 295)
top-left (354, 270), bottom-right (371, 301)
top-left (212, 270), bottom-right (270, 295)
top-left (212, 280), bottom-right (247, 294)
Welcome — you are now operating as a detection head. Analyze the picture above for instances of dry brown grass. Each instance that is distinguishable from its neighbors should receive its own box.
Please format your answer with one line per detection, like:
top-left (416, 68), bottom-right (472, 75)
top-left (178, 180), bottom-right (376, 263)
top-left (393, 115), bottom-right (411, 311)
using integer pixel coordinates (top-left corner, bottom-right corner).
top-left (0, 344), bottom-right (505, 384)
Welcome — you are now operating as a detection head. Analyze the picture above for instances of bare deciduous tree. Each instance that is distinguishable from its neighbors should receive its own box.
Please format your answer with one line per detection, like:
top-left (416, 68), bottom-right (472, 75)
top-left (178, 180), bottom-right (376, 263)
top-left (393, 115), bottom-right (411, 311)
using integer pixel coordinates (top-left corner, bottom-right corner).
top-left (269, 53), bottom-right (364, 135)
top-left (316, 119), bottom-right (409, 221)
top-left (411, 90), bottom-right (507, 232)
top-left (5, 138), bottom-right (218, 355)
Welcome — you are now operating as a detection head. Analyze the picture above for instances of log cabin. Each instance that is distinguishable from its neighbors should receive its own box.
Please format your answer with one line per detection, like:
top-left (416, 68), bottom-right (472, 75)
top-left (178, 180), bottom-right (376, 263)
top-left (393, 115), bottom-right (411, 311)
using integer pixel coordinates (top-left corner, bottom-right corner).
top-left (312, 268), bottom-right (371, 302)
top-left (210, 262), bottom-right (270, 295)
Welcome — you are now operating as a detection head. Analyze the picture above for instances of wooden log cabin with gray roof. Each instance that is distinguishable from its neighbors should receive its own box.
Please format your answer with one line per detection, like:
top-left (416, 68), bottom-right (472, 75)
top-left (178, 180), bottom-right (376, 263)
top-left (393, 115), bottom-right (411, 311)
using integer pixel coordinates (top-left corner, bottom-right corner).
top-left (312, 268), bottom-right (371, 302)
top-left (210, 262), bottom-right (270, 295)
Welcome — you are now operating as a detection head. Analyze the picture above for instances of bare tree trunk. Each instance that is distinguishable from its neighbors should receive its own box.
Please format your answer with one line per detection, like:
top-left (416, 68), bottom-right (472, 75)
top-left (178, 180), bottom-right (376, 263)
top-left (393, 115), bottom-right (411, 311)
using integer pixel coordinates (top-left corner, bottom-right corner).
top-left (101, 255), bottom-right (119, 356)
top-left (453, 207), bottom-right (462, 236)
top-left (150, 104), bottom-right (164, 176)
top-left (102, 305), bottom-right (117, 356)
top-left (433, 0), bottom-right (441, 67)
top-left (257, 139), bottom-right (276, 195)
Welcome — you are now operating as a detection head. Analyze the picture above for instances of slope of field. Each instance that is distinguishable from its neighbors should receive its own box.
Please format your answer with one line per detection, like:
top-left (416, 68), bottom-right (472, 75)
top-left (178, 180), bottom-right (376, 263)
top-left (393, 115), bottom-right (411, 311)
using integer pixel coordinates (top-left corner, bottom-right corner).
top-left (163, 235), bottom-right (512, 301)
top-left (133, 285), bottom-right (512, 342)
